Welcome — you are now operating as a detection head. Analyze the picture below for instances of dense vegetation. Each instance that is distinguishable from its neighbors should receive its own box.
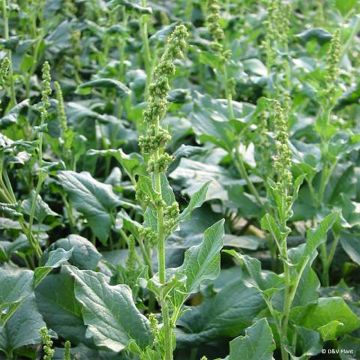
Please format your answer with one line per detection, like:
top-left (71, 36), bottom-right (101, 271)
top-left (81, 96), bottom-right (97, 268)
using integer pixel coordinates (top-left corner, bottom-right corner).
top-left (1, 0), bottom-right (360, 359)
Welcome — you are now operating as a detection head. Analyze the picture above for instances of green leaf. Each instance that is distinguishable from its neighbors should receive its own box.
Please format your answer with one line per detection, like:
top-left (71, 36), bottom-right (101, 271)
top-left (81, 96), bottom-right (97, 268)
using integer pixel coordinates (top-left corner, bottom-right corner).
top-left (34, 248), bottom-right (73, 287)
top-left (340, 232), bottom-right (360, 265)
top-left (179, 182), bottom-right (209, 222)
top-left (44, 234), bottom-right (102, 270)
top-left (296, 28), bottom-right (332, 44)
top-left (335, 0), bottom-right (357, 15)
top-left (293, 326), bottom-right (322, 358)
top-left (0, 296), bottom-right (46, 356)
top-left (291, 297), bottom-right (360, 337)
top-left (21, 191), bottom-right (59, 223)
top-left (58, 171), bottom-right (120, 243)
top-left (0, 100), bottom-right (30, 129)
top-left (35, 273), bottom-right (88, 344)
top-left (65, 266), bottom-right (153, 352)
top-left (261, 213), bottom-right (282, 246)
top-left (304, 212), bottom-right (339, 259)
top-left (108, 0), bottom-right (152, 14)
top-left (177, 277), bottom-right (266, 345)
top-left (228, 318), bottom-right (275, 360)
top-left (0, 268), bottom-right (33, 326)
top-left (76, 79), bottom-right (130, 97)
top-left (180, 219), bottom-right (224, 294)
top-left (318, 320), bottom-right (344, 341)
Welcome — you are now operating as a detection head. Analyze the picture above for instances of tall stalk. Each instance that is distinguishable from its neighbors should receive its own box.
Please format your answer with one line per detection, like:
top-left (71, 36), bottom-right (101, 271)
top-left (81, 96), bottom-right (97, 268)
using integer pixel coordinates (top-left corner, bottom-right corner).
top-left (138, 25), bottom-right (189, 360)
top-left (1, 0), bottom-right (16, 107)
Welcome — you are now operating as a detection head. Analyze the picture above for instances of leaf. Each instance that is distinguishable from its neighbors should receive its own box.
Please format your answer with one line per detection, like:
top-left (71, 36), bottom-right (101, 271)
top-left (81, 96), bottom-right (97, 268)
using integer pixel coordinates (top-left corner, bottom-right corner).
top-left (180, 220), bottom-right (224, 294)
top-left (44, 234), bottom-right (102, 270)
top-left (108, 0), bottom-right (152, 14)
top-left (21, 191), bottom-right (59, 223)
top-left (0, 268), bottom-right (33, 326)
top-left (57, 171), bottom-right (120, 243)
top-left (177, 277), bottom-right (266, 346)
top-left (0, 296), bottom-right (46, 356)
top-left (76, 79), bottom-right (130, 98)
top-left (35, 273), bottom-right (88, 344)
top-left (34, 248), bottom-right (73, 287)
top-left (261, 213), bottom-right (282, 246)
top-left (291, 297), bottom-right (360, 337)
top-left (340, 232), bottom-right (360, 265)
top-left (335, 0), bottom-right (357, 16)
top-left (65, 266), bottom-right (152, 352)
top-left (304, 212), bottom-right (339, 259)
top-left (179, 182), bottom-right (209, 222)
top-left (318, 320), bottom-right (344, 341)
top-left (227, 318), bottom-right (275, 360)
top-left (296, 28), bottom-right (332, 44)
top-left (293, 326), bottom-right (322, 358)
top-left (0, 100), bottom-right (30, 129)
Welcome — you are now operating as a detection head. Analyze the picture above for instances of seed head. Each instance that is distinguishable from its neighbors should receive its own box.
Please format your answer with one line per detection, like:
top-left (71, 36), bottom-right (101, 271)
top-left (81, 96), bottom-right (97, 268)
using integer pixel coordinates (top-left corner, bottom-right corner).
top-left (0, 57), bottom-right (10, 86)
top-left (272, 97), bottom-right (292, 202)
top-left (40, 327), bottom-right (55, 360)
top-left (54, 81), bottom-right (67, 133)
top-left (41, 61), bottom-right (52, 111)
top-left (326, 30), bottom-right (341, 84)
top-left (206, 0), bottom-right (225, 44)
top-left (64, 340), bottom-right (71, 360)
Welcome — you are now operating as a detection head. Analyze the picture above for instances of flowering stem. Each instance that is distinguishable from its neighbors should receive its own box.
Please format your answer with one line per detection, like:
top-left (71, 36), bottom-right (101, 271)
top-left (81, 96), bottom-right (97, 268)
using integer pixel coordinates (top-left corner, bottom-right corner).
top-left (2, 0), bottom-right (16, 107)
top-left (140, 0), bottom-right (152, 94)
top-left (233, 148), bottom-right (262, 206)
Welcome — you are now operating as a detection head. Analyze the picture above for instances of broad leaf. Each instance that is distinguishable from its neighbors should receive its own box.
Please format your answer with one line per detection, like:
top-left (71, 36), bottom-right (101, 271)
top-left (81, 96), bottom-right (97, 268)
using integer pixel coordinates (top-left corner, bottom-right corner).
top-left (44, 234), bottom-right (102, 270)
top-left (58, 171), bottom-right (120, 243)
top-left (65, 266), bottom-right (152, 352)
top-left (0, 268), bottom-right (33, 326)
top-left (76, 79), bottom-right (130, 97)
top-left (291, 297), bottom-right (360, 337)
top-left (35, 273), bottom-right (88, 344)
top-left (180, 219), bottom-right (224, 294)
top-left (177, 277), bottom-right (266, 345)
top-left (0, 296), bottom-right (45, 356)
top-left (227, 318), bottom-right (275, 360)
top-left (179, 182), bottom-right (209, 222)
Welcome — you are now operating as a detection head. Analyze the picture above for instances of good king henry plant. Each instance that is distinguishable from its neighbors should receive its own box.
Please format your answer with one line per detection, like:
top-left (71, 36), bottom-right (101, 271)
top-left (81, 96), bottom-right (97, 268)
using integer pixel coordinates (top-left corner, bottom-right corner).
top-left (133, 24), bottom-right (225, 360)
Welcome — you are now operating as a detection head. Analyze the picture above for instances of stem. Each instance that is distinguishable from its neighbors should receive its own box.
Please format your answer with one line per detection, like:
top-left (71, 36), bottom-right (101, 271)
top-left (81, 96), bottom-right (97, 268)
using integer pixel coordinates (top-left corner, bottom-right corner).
top-left (153, 117), bottom-right (173, 360)
top-left (185, 0), bottom-right (193, 22)
top-left (140, 0), bottom-right (152, 94)
top-left (27, 174), bottom-right (45, 245)
top-left (233, 148), bottom-right (263, 206)
top-left (222, 64), bottom-right (234, 119)
top-left (2, 0), bottom-right (16, 106)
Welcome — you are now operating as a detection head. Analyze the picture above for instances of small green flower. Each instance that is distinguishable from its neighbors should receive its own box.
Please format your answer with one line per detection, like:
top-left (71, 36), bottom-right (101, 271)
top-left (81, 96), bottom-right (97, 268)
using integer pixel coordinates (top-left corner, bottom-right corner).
top-left (0, 57), bottom-right (10, 87)
top-left (206, 0), bottom-right (225, 43)
top-left (326, 30), bottom-right (341, 85)
top-left (64, 340), bottom-right (71, 360)
top-left (41, 61), bottom-right (52, 111)
top-left (40, 327), bottom-right (55, 360)
top-left (54, 81), bottom-right (67, 134)
top-left (272, 97), bottom-right (292, 205)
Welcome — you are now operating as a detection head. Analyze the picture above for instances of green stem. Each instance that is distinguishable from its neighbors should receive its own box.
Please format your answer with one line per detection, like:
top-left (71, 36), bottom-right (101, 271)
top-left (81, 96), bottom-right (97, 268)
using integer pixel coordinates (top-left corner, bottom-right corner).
top-left (2, 0), bottom-right (16, 106)
top-left (28, 174), bottom-right (46, 248)
top-left (185, 0), bottom-right (193, 22)
top-left (153, 122), bottom-right (173, 360)
top-left (140, 0), bottom-right (152, 94)
top-left (222, 64), bottom-right (234, 119)
top-left (233, 148), bottom-right (262, 206)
